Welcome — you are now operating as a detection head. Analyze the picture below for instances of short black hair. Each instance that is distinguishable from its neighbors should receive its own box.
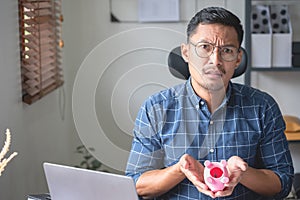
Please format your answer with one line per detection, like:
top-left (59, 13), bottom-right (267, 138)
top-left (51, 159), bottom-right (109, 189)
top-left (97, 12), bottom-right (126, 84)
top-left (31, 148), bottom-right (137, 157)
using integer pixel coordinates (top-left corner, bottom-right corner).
top-left (187, 7), bottom-right (244, 46)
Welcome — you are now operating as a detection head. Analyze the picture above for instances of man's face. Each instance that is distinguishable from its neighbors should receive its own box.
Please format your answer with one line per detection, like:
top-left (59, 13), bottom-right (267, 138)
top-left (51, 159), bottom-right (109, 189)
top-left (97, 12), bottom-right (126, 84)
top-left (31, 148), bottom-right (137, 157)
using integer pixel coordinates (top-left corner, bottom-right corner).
top-left (181, 23), bottom-right (242, 94)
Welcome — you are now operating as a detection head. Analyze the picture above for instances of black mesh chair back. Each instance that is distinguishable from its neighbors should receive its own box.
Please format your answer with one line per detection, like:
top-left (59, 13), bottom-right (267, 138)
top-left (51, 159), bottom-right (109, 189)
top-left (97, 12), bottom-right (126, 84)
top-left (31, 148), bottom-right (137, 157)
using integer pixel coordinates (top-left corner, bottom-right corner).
top-left (168, 46), bottom-right (248, 80)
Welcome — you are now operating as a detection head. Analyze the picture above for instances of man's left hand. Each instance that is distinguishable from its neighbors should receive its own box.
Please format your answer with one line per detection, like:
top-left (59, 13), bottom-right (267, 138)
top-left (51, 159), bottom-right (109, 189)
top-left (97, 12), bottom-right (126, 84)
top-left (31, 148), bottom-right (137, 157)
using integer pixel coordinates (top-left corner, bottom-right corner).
top-left (214, 156), bottom-right (248, 197)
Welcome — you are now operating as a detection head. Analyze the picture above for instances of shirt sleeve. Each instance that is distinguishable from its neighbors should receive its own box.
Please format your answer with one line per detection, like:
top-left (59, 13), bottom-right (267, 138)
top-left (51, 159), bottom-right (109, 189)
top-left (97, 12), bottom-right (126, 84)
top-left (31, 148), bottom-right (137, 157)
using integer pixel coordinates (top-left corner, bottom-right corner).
top-left (125, 99), bottom-right (165, 184)
top-left (259, 94), bottom-right (294, 199)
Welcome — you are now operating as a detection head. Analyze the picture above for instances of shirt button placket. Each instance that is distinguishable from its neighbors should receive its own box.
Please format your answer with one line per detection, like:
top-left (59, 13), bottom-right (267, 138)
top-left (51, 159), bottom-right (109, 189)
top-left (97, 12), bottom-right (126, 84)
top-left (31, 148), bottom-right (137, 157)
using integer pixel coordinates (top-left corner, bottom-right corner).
top-left (208, 120), bottom-right (216, 158)
top-left (199, 100), bottom-right (204, 110)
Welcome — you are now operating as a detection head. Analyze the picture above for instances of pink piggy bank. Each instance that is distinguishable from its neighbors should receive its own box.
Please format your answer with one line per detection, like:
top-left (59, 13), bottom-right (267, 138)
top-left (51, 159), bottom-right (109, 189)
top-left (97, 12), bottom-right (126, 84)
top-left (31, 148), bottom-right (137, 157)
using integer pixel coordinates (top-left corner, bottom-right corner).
top-left (204, 160), bottom-right (229, 192)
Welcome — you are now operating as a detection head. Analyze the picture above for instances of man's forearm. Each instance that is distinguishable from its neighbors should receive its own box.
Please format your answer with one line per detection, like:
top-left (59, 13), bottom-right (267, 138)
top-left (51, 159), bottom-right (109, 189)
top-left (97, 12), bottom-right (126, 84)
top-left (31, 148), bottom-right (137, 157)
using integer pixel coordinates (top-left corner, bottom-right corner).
top-left (136, 163), bottom-right (186, 199)
top-left (240, 166), bottom-right (281, 196)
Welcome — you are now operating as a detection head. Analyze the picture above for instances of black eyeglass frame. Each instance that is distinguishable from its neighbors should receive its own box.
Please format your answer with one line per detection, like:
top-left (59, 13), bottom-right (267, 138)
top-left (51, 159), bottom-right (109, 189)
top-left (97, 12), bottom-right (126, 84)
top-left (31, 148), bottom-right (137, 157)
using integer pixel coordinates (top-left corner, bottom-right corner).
top-left (189, 41), bottom-right (241, 62)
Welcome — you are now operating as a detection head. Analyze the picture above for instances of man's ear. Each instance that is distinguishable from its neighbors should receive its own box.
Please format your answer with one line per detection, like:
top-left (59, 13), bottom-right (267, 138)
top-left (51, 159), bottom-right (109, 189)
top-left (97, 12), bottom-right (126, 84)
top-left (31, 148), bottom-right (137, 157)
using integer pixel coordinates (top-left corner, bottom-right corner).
top-left (235, 49), bottom-right (243, 69)
top-left (181, 43), bottom-right (189, 63)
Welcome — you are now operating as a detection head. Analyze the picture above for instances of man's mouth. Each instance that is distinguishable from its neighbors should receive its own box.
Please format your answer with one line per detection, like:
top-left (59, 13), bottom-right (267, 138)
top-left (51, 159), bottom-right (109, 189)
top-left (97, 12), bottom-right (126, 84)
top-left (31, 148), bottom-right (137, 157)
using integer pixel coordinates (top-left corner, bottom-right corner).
top-left (204, 69), bottom-right (223, 78)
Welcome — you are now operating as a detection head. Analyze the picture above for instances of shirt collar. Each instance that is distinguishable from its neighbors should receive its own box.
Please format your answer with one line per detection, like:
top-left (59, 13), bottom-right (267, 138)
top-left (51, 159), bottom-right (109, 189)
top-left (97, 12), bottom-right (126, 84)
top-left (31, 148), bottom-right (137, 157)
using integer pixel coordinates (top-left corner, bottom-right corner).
top-left (186, 77), bottom-right (202, 106)
top-left (185, 78), bottom-right (232, 107)
top-left (225, 82), bottom-right (232, 104)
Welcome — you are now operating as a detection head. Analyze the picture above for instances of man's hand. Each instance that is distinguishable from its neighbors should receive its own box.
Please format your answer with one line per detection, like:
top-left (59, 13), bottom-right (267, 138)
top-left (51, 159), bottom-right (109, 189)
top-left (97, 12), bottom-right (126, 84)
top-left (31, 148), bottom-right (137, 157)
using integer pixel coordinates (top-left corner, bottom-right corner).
top-left (214, 156), bottom-right (248, 197)
top-left (179, 155), bottom-right (248, 198)
top-left (178, 154), bottom-right (216, 198)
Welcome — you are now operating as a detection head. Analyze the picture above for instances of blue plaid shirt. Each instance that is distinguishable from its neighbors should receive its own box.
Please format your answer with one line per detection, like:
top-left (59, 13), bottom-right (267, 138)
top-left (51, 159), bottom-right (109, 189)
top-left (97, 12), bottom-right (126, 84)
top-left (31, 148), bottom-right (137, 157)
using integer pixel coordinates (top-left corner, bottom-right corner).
top-left (126, 79), bottom-right (294, 200)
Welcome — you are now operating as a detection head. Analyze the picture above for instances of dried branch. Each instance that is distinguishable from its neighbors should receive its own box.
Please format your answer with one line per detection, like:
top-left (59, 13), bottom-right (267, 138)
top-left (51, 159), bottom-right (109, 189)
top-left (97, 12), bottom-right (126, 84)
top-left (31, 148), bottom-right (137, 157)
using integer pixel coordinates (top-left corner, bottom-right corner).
top-left (0, 129), bottom-right (18, 176)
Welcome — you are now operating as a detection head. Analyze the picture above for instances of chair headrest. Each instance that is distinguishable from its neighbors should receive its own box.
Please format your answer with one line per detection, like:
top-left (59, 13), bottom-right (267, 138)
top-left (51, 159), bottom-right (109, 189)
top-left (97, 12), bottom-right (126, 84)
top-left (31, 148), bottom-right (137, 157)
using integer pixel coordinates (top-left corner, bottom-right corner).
top-left (168, 46), bottom-right (248, 80)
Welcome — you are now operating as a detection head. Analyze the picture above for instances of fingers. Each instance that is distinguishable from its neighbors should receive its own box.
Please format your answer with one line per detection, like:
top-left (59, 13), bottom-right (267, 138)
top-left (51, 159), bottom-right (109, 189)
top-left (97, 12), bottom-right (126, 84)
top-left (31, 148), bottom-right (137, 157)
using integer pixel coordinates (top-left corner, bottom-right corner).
top-left (179, 154), bottom-right (197, 169)
top-left (214, 186), bottom-right (234, 197)
top-left (197, 187), bottom-right (216, 199)
top-left (178, 155), bottom-right (227, 199)
top-left (227, 156), bottom-right (248, 175)
top-left (179, 154), bottom-right (212, 195)
top-left (193, 182), bottom-right (208, 192)
top-left (239, 162), bottom-right (248, 171)
top-left (223, 157), bottom-right (248, 191)
top-left (234, 158), bottom-right (248, 171)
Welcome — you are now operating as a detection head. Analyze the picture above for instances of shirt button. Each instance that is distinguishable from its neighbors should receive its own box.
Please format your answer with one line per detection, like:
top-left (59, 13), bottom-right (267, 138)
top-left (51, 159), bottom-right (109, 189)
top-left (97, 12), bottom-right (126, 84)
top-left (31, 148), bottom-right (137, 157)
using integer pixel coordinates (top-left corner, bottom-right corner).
top-left (210, 121), bottom-right (214, 125)
top-left (200, 101), bottom-right (205, 105)
top-left (209, 148), bottom-right (214, 153)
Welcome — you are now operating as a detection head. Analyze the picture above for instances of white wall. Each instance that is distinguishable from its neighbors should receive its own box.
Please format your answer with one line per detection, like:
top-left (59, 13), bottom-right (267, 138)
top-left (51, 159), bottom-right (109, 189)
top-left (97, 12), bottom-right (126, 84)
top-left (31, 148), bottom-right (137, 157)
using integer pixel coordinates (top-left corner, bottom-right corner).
top-left (0, 1), bottom-right (79, 199)
top-left (0, 1), bottom-right (299, 200)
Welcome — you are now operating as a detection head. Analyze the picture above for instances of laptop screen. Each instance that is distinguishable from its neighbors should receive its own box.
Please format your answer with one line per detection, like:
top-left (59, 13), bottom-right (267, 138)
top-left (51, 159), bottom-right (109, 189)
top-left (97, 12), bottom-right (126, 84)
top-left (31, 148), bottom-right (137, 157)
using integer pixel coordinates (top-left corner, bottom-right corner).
top-left (43, 162), bottom-right (139, 200)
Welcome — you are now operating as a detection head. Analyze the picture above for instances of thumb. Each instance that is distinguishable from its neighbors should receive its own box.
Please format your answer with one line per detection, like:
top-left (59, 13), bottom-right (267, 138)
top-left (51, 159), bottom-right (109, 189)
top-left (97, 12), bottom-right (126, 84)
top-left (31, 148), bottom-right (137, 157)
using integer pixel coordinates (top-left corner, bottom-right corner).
top-left (228, 156), bottom-right (248, 171)
top-left (236, 160), bottom-right (248, 171)
top-left (180, 154), bottom-right (192, 169)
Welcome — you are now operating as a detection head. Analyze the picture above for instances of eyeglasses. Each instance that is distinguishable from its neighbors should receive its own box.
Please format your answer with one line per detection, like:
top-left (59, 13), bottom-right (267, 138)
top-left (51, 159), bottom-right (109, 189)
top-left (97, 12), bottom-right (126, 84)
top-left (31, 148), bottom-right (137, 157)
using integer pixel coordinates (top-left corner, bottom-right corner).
top-left (189, 42), bottom-right (240, 62)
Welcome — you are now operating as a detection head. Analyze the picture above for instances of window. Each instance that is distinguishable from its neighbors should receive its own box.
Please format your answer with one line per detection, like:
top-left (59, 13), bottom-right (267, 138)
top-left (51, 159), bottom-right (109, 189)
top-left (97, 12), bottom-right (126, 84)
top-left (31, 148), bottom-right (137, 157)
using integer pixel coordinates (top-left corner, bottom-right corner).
top-left (18, 0), bottom-right (63, 104)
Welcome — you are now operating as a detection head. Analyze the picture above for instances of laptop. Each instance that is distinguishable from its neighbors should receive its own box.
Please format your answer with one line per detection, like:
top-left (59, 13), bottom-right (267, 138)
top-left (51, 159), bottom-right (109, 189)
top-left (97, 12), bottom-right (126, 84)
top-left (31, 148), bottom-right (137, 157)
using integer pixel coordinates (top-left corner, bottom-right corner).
top-left (43, 162), bottom-right (139, 200)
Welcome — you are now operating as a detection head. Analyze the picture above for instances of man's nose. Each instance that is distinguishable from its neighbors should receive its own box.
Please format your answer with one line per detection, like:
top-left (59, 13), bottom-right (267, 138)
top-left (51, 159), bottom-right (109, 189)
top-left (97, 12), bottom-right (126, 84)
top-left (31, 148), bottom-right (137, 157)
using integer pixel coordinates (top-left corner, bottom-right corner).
top-left (209, 48), bottom-right (223, 66)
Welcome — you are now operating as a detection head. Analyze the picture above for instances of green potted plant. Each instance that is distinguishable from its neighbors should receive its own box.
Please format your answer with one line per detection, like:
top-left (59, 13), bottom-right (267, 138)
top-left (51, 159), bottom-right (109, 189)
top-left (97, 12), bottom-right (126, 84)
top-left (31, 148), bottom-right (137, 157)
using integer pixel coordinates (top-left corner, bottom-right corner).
top-left (75, 145), bottom-right (107, 171)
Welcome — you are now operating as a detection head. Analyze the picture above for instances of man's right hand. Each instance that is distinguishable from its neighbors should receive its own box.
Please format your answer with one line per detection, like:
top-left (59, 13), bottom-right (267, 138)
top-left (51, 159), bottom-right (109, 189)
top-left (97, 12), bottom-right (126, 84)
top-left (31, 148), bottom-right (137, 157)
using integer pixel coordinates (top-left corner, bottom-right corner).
top-left (178, 154), bottom-right (216, 198)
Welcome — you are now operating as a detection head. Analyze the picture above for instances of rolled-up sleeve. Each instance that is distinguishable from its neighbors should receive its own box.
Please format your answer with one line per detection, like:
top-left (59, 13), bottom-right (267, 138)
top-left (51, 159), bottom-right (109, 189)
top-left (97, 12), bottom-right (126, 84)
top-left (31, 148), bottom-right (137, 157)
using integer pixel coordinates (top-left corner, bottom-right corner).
top-left (259, 95), bottom-right (294, 199)
top-left (125, 99), bottom-right (165, 184)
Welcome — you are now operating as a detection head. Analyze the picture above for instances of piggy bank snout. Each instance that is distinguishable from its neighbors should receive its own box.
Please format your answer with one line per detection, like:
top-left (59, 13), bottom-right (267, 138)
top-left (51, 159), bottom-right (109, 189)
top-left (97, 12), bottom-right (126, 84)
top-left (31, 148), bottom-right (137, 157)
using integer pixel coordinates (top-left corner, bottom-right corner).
top-left (210, 167), bottom-right (223, 178)
top-left (204, 160), bottom-right (229, 192)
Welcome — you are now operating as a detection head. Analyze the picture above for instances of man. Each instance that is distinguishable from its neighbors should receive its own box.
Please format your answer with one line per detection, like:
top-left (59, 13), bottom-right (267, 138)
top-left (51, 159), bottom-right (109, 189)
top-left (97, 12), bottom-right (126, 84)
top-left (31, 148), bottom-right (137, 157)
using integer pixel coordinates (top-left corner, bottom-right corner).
top-left (126, 7), bottom-right (294, 199)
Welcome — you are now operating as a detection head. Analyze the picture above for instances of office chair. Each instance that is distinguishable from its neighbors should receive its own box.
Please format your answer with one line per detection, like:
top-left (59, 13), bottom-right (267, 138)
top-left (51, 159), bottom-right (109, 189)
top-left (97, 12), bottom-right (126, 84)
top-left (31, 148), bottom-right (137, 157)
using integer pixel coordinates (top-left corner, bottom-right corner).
top-left (168, 46), bottom-right (248, 80)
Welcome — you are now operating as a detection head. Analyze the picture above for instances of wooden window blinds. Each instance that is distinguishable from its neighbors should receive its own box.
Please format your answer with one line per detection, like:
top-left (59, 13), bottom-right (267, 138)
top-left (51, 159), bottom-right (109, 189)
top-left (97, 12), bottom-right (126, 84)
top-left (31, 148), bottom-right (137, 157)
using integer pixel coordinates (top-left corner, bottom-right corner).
top-left (18, 0), bottom-right (64, 104)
